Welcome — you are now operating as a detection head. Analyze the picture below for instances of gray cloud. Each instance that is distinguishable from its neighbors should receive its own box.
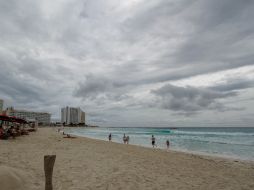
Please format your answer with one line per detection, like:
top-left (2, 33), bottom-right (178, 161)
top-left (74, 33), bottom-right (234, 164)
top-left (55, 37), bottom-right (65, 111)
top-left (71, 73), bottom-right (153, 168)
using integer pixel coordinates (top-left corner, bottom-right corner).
top-left (151, 84), bottom-right (238, 115)
top-left (0, 0), bottom-right (254, 126)
top-left (172, 0), bottom-right (254, 70)
top-left (151, 76), bottom-right (254, 115)
top-left (74, 75), bottom-right (128, 100)
top-left (210, 78), bottom-right (254, 92)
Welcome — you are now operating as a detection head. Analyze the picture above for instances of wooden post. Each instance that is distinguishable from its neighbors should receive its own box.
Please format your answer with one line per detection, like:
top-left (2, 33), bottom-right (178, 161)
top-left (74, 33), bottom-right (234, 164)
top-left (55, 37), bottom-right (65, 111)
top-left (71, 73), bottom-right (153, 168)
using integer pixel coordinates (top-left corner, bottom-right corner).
top-left (44, 155), bottom-right (56, 190)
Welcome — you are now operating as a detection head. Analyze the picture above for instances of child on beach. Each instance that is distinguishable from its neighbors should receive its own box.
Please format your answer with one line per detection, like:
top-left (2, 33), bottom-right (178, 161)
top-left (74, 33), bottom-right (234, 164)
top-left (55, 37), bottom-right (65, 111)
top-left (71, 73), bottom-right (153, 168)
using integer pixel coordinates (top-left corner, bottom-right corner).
top-left (108, 133), bottom-right (112, 141)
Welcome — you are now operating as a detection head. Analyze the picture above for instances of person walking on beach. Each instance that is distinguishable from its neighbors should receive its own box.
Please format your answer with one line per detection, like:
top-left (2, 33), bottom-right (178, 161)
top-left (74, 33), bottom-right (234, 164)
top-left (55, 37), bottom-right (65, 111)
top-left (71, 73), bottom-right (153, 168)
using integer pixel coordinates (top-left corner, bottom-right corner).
top-left (108, 133), bottom-right (112, 141)
top-left (151, 135), bottom-right (156, 148)
top-left (166, 139), bottom-right (170, 149)
top-left (123, 134), bottom-right (126, 144)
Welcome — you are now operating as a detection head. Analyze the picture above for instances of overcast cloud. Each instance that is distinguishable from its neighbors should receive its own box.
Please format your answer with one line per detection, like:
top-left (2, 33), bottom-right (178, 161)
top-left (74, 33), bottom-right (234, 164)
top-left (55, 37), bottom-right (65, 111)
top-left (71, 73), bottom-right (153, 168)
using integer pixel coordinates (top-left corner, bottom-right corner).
top-left (0, 0), bottom-right (254, 127)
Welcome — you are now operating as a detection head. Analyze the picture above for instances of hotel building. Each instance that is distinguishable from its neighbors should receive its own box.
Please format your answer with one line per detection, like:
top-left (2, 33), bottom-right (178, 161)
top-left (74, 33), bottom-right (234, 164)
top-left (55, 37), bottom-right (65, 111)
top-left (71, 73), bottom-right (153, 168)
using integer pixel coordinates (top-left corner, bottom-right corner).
top-left (6, 107), bottom-right (51, 125)
top-left (61, 106), bottom-right (85, 125)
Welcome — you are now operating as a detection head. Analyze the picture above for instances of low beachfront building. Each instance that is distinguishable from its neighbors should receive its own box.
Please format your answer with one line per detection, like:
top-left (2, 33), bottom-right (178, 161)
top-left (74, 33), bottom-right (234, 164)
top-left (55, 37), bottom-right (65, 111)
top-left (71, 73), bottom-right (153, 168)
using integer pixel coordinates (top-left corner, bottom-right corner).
top-left (6, 107), bottom-right (51, 125)
top-left (61, 106), bottom-right (85, 125)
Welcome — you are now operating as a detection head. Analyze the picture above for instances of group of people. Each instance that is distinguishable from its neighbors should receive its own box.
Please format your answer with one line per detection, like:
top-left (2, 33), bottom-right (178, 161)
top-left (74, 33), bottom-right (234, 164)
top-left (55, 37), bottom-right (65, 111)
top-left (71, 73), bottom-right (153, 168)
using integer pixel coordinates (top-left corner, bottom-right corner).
top-left (123, 134), bottom-right (129, 144)
top-left (151, 135), bottom-right (170, 149)
top-left (108, 133), bottom-right (129, 144)
top-left (57, 128), bottom-right (77, 139)
top-left (108, 133), bottom-right (170, 149)
top-left (0, 125), bottom-right (29, 140)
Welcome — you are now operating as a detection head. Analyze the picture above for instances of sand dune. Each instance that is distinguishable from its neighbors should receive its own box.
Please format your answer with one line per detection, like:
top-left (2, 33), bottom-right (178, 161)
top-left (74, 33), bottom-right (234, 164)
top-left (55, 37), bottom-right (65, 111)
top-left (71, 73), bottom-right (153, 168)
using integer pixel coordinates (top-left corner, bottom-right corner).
top-left (0, 127), bottom-right (253, 190)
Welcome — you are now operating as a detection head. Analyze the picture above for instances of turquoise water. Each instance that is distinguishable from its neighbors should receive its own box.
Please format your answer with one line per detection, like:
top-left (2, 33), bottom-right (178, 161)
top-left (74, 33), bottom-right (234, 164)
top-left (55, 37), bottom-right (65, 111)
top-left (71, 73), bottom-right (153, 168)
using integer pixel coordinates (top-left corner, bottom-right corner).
top-left (65, 127), bottom-right (254, 161)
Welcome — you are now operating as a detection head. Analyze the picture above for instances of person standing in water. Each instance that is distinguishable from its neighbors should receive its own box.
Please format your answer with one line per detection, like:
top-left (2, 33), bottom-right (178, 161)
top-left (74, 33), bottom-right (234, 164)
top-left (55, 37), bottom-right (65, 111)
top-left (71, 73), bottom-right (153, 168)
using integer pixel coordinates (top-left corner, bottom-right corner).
top-left (123, 134), bottom-right (126, 144)
top-left (108, 133), bottom-right (112, 141)
top-left (126, 136), bottom-right (129, 144)
top-left (166, 139), bottom-right (170, 149)
top-left (151, 135), bottom-right (156, 148)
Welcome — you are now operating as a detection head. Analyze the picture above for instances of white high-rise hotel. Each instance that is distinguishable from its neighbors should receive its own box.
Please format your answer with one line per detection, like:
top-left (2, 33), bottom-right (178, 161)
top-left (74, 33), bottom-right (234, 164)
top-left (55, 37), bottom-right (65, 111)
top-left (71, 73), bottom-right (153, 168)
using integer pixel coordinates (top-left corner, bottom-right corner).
top-left (61, 107), bottom-right (85, 125)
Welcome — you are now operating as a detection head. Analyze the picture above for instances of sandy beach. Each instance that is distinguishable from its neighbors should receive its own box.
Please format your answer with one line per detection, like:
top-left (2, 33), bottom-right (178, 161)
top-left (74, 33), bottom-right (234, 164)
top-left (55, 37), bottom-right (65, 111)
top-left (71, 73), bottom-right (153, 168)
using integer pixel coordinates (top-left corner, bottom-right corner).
top-left (0, 128), bottom-right (254, 190)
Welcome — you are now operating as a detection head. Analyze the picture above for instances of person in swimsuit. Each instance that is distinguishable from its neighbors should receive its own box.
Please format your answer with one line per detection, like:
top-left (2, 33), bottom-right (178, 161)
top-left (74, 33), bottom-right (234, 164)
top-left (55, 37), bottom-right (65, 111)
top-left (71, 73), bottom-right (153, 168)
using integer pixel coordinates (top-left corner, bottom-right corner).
top-left (166, 139), bottom-right (170, 149)
top-left (123, 133), bottom-right (126, 144)
top-left (108, 133), bottom-right (112, 141)
top-left (151, 135), bottom-right (156, 148)
top-left (126, 136), bottom-right (129, 144)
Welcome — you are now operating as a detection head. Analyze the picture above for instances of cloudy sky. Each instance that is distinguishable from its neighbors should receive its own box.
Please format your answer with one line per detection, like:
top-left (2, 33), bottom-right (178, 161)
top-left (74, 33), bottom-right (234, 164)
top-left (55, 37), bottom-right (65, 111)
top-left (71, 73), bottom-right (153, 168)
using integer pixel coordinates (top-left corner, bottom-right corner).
top-left (0, 0), bottom-right (254, 127)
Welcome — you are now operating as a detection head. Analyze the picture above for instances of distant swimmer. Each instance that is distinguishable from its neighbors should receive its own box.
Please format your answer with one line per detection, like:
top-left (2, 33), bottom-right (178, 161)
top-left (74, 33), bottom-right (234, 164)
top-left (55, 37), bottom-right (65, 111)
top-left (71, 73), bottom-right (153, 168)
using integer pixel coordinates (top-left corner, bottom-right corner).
top-left (108, 133), bottom-right (112, 141)
top-left (151, 135), bottom-right (156, 148)
top-left (166, 139), bottom-right (170, 149)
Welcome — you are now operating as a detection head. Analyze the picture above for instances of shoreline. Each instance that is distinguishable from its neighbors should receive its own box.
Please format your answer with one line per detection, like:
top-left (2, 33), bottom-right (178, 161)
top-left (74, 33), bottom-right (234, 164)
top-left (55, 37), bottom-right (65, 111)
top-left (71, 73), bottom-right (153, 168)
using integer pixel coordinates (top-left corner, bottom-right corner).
top-left (64, 128), bottom-right (254, 163)
top-left (69, 132), bottom-right (254, 164)
top-left (1, 127), bottom-right (254, 190)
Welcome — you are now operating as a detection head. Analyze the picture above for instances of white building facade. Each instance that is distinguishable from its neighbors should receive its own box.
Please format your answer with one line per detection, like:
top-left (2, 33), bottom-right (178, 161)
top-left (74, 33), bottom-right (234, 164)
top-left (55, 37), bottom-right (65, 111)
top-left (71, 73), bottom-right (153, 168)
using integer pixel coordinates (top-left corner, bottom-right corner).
top-left (6, 107), bottom-right (51, 125)
top-left (61, 107), bottom-right (85, 125)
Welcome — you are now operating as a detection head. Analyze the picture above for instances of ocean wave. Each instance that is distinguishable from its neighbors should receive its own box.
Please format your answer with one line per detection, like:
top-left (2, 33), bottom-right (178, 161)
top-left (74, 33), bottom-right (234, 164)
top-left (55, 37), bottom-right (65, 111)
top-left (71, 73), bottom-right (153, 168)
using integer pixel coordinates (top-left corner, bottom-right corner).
top-left (171, 130), bottom-right (254, 137)
top-left (168, 136), bottom-right (254, 146)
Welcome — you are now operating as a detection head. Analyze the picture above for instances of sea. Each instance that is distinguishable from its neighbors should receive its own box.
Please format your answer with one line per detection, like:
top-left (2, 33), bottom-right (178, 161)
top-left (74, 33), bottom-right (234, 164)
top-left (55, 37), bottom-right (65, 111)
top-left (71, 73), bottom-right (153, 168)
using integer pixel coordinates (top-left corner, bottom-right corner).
top-left (65, 127), bottom-right (254, 161)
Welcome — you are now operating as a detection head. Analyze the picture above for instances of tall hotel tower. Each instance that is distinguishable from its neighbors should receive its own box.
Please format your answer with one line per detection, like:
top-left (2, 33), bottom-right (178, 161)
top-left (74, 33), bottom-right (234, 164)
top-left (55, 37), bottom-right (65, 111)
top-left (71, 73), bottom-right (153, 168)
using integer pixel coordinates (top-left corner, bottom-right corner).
top-left (61, 107), bottom-right (85, 125)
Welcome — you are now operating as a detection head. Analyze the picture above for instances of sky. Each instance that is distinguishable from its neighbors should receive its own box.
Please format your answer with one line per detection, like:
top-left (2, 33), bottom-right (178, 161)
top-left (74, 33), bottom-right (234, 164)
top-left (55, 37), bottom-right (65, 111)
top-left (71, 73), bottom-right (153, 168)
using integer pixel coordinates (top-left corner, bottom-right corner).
top-left (0, 0), bottom-right (254, 127)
